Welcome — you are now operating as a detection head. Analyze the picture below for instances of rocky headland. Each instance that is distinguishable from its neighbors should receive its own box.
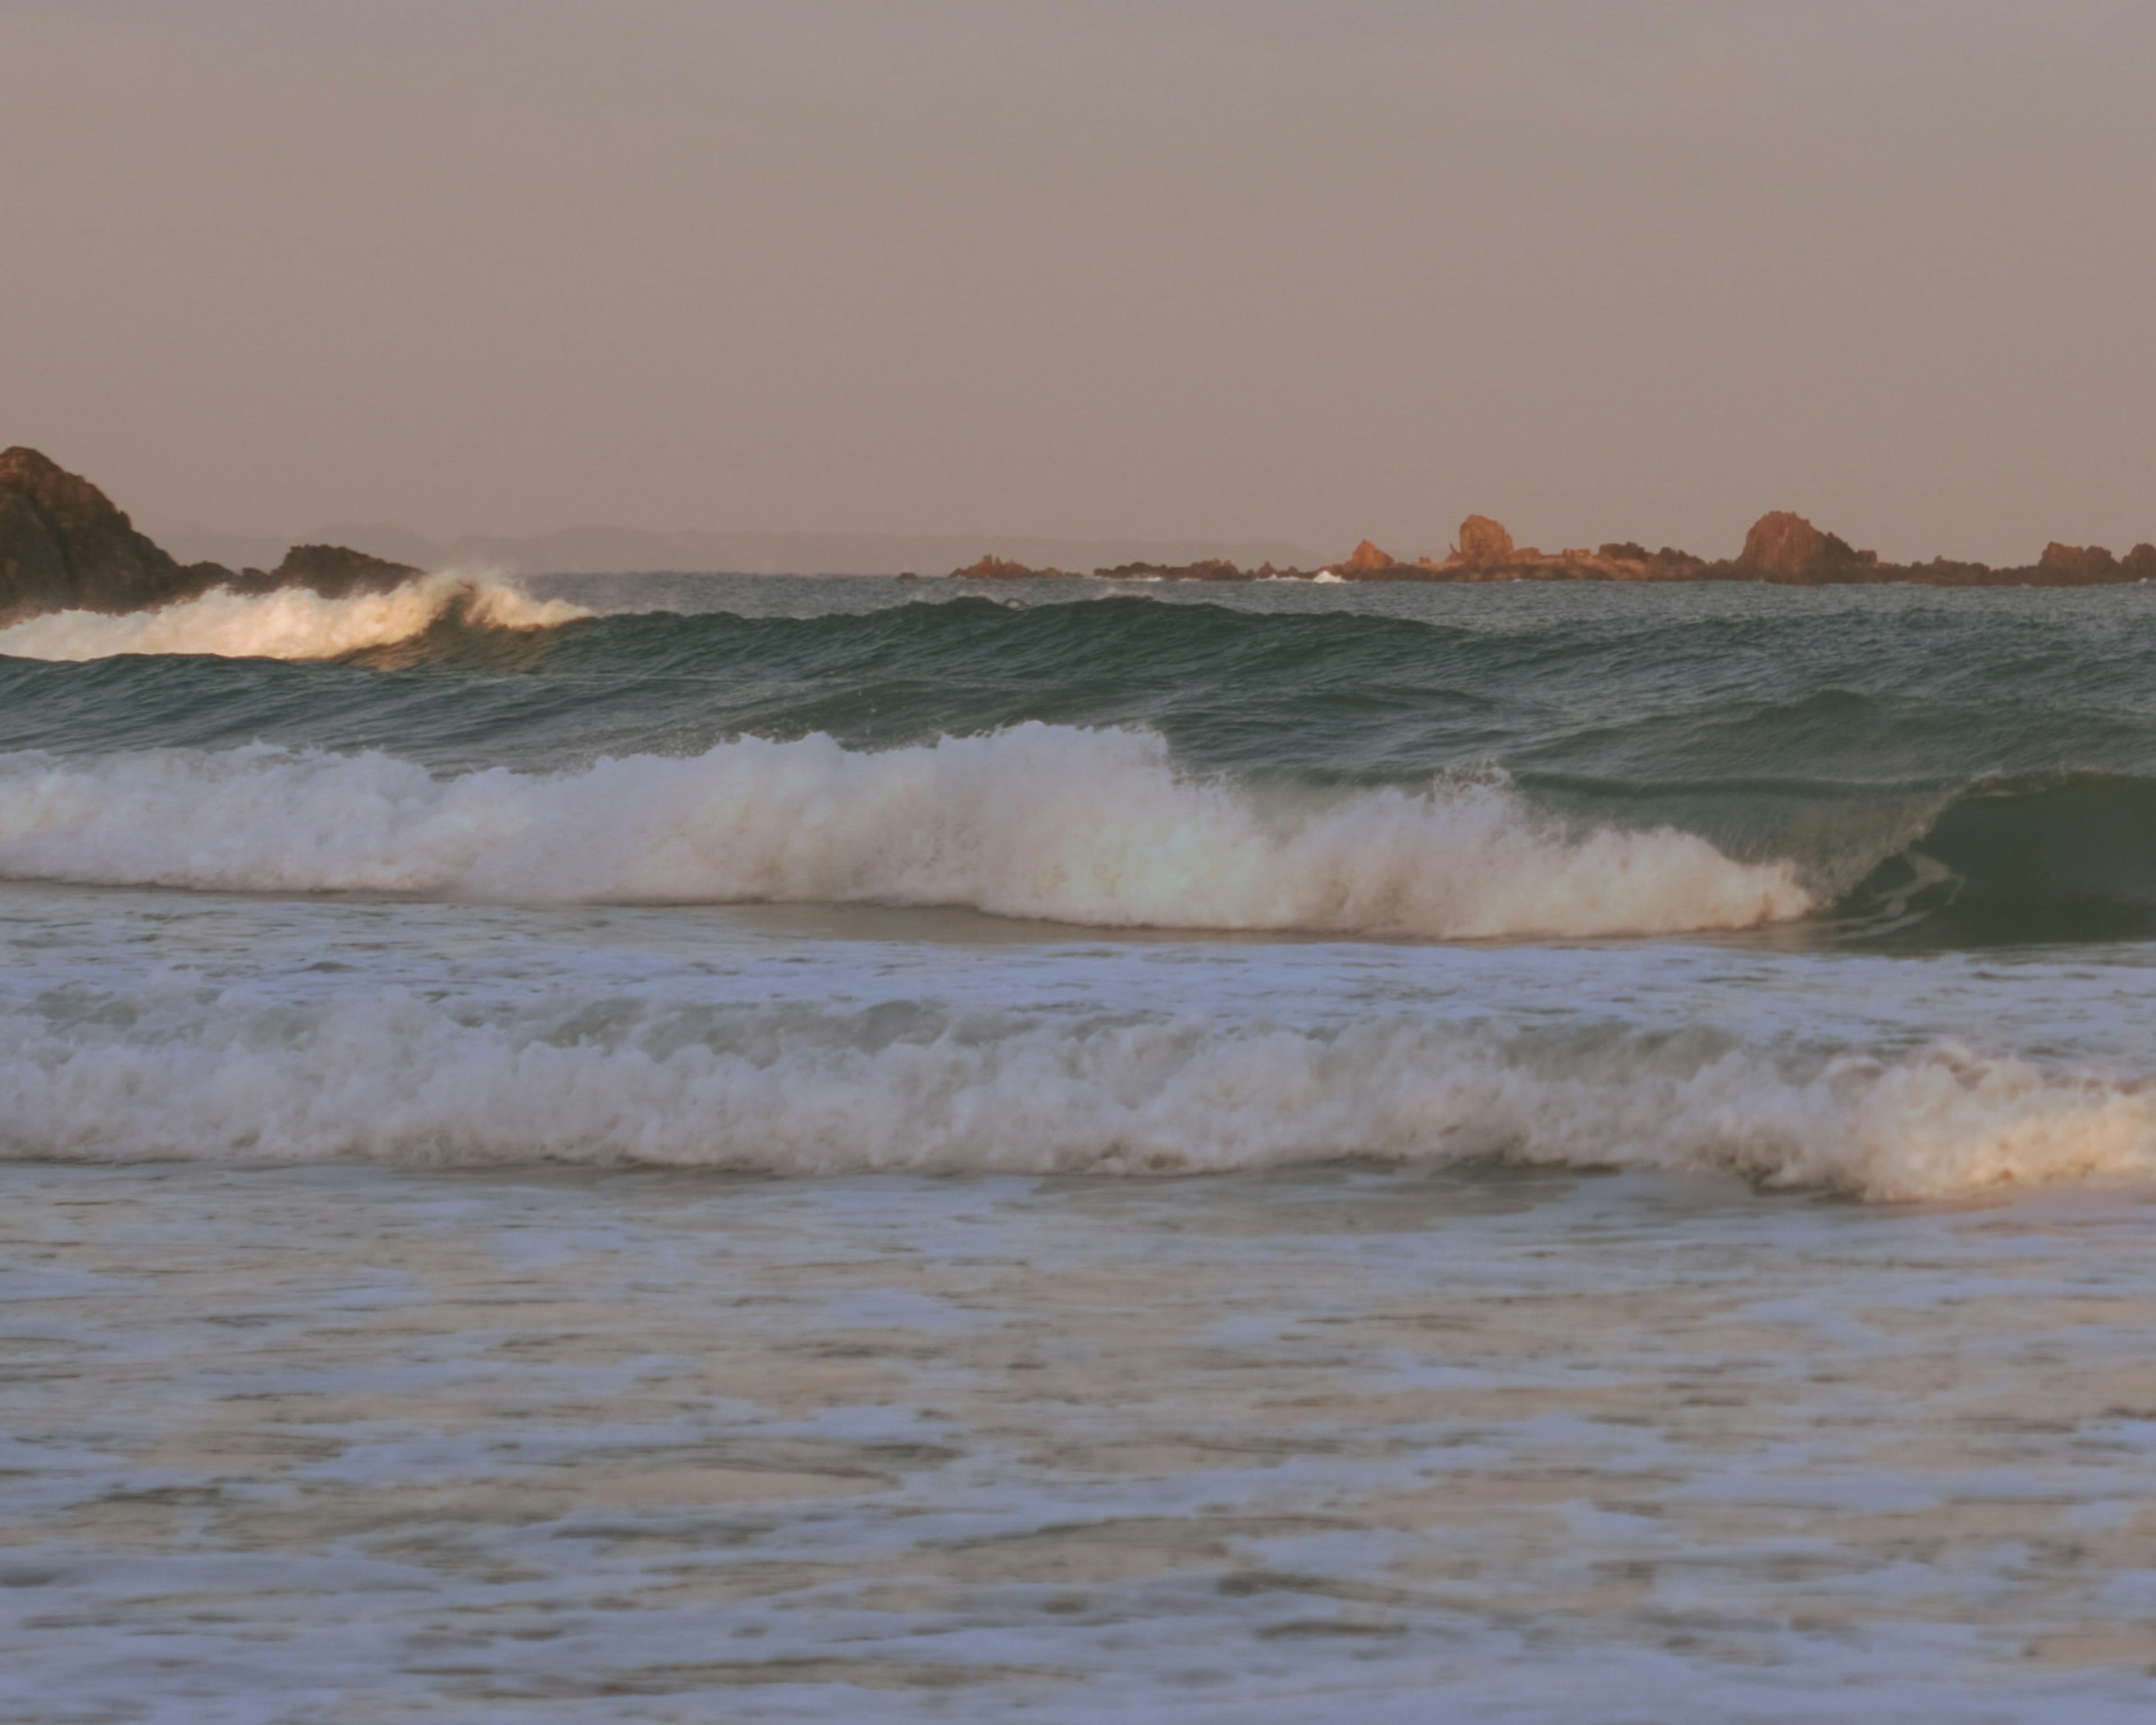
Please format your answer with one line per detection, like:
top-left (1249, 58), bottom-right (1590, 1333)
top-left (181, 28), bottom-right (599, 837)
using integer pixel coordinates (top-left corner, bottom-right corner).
top-left (0, 448), bottom-right (423, 625)
top-left (955, 510), bottom-right (2156, 587)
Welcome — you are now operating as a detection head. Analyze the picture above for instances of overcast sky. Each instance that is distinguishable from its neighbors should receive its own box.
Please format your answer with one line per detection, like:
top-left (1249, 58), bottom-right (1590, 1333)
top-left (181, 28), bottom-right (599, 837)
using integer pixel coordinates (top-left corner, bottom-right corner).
top-left (2, 0), bottom-right (2152, 560)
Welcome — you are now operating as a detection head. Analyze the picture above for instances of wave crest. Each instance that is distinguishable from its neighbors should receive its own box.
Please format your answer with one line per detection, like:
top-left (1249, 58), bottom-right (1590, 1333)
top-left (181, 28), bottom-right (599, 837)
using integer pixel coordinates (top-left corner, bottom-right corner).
top-left (0, 726), bottom-right (1808, 937)
top-left (0, 573), bottom-right (589, 662)
top-left (1, 992), bottom-right (2144, 1201)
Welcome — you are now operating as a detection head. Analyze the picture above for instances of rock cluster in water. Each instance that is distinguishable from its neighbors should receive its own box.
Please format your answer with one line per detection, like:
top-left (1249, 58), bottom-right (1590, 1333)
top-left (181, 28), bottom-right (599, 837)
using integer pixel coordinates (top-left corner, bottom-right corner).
top-left (956, 511), bottom-right (2156, 587)
top-left (6, 447), bottom-right (2152, 611)
top-left (0, 447), bottom-right (423, 624)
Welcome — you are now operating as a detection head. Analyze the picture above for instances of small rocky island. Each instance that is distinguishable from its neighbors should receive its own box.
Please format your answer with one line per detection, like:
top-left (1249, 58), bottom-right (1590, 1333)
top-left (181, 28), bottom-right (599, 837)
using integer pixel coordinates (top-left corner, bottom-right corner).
top-left (7, 446), bottom-right (2152, 615)
top-left (956, 511), bottom-right (2156, 587)
top-left (0, 447), bottom-right (423, 625)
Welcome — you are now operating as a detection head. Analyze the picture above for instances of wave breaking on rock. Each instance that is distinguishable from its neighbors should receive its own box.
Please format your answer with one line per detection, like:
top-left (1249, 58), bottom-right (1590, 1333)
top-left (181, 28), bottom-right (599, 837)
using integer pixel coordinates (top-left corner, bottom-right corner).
top-left (0, 447), bottom-right (428, 626)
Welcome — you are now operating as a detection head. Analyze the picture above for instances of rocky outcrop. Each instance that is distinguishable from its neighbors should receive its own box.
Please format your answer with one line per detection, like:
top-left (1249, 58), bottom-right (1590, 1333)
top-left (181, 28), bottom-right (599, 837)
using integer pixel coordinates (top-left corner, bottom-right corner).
top-left (950, 518), bottom-right (2156, 585)
top-left (2038, 542), bottom-right (2121, 583)
top-left (1391, 517), bottom-right (1706, 583)
top-left (239, 542), bottom-right (424, 597)
top-left (1734, 512), bottom-right (1872, 580)
top-left (1342, 539), bottom-right (1399, 574)
top-left (0, 446), bottom-right (232, 620)
top-left (1093, 558), bottom-right (1248, 581)
top-left (951, 553), bottom-right (1077, 580)
top-left (15, 445), bottom-right (2153, 604)
top-left (1456, 515), bottom-right (1514, 567)
top-left (0, 447), bottom-right (424, 625)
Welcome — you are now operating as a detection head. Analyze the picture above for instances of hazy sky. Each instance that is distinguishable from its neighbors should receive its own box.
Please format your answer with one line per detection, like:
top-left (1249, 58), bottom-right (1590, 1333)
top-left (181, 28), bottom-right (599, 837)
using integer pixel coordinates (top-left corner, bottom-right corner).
top-left (3, 1), bottom-right (2153, 560)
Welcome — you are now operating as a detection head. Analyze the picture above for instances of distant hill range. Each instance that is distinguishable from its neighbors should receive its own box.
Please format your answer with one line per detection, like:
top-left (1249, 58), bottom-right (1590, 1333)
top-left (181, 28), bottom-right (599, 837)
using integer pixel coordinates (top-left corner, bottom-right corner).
top-left (162, 522), bottom-right (1331, 580)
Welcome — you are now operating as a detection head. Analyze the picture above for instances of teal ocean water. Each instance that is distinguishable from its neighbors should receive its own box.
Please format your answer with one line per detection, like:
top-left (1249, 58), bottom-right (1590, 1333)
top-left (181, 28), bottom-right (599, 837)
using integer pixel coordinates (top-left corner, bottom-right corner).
top-left (4, 573), bottom-right (2156, 1720)
top-left (11, 574), bottom-right (2156, 944)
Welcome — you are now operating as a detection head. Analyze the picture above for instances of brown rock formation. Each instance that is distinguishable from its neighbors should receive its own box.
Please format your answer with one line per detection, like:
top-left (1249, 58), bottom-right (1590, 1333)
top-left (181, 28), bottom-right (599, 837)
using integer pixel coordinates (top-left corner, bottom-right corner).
top-left (1378, 518), bottom-right (1708, 583)
top-left (952, 522), bottom-right (2156, 587)
top-left (13, 444), bottom-right (2154, 605)
top-left (1456, 515), bottom-right (1515, 567)
top-left (1342, 539), bottom-right (1398, 574)
top-left (951, 553), bottom-right (1076, 580)
top-left (1734, 512), bottom-right (1871, 581)
top-left (241, 543), bottom-right (424, 598)
top-left (0, 446), bottom-right (426, 625)
top-left (2037, 542), bottom-right (2122, 583)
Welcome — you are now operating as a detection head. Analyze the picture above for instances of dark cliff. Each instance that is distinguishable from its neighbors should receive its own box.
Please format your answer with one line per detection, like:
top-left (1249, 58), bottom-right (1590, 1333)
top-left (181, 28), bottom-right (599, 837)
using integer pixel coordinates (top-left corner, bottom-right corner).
top-left (0, 448), bottom-right (423, 624)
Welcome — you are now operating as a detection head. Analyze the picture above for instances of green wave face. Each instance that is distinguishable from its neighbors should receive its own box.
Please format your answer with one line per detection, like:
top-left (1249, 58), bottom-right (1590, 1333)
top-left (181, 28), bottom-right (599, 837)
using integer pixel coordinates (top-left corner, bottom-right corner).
top-left (6, 576), bottom-right (2156, 943)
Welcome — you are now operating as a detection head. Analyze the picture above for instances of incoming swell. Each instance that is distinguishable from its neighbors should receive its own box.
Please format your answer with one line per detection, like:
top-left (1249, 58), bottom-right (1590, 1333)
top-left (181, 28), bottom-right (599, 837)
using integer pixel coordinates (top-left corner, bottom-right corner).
top-left (5, 588), bottom-right (2145, 780)
top-left (0, 573), bottom-right (589, 662)
top-left (8, 585), bottom-right (2156, 944)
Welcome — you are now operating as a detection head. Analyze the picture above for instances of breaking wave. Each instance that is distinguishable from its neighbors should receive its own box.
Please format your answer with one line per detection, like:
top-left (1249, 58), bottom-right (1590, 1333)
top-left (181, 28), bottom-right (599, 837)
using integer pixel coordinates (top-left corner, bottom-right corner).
top-left (0, 573), bottom-right (589, 663)
top-left (1840, 772), bottom-right (2156, 941)
top-left (1, 989), bottom-right (2144, 1201)
top-left (0, 725), bottom-right (1808, 937)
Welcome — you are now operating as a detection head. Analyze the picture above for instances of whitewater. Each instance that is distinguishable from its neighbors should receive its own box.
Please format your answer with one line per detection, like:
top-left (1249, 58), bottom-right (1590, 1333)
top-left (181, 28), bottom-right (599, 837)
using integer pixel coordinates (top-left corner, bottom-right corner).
top-left (0, 570), bottom-right (586, 661)
top-left (0, 727), bottom-right (1807, 934)
top-left (9, 571), bottom-right (2156, 1722)
top-left (7, 979), bottom-right (2153, 1201)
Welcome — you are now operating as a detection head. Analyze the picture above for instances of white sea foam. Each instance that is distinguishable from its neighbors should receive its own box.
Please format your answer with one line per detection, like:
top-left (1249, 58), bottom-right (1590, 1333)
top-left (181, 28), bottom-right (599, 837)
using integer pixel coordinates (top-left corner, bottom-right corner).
top-left (1, 991), bottom-right (2146, 1200)
top-left (0, 726), bottom-right (1808, 936)
top-left (0, 573), bottom-right (588, 661)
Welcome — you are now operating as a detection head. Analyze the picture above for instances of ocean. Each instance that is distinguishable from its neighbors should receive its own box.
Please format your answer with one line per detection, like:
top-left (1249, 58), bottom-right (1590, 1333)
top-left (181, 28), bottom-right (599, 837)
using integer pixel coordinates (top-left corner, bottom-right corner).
top-left (3, 573), bottom-right (2155, 1721)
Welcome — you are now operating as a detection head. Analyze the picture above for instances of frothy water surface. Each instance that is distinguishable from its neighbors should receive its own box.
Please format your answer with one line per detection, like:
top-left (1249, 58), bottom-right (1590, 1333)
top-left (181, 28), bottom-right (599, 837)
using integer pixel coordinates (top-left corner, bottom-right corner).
top-left (6, 575), bottom-right (2156, 1717)
top-left (7, 1162), bottom-right (2156, 1722)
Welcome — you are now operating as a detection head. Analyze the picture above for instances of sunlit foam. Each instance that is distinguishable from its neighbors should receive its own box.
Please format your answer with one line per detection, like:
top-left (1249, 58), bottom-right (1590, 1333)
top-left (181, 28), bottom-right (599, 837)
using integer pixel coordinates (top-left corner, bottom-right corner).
top-left (0, 725), bottom-right (1810, 937)
top-left (0, 573), bottom-right (588, 662)
top-left (0, 993), bottom-right (2144, 1201)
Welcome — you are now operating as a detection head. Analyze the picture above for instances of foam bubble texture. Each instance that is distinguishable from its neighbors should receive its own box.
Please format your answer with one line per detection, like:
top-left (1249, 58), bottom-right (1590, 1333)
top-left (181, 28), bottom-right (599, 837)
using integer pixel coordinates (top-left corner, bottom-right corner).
top-left (0, 726), bottom-right (1808, 936)
top-left (1, 992), bottom-right (2146, 1200)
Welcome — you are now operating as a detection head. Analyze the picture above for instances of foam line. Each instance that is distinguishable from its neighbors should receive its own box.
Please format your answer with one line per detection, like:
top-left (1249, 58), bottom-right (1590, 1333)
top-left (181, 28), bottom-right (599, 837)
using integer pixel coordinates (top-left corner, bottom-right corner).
top-left (1, 993), bottom-right (2144, 1200)
top-left (0, 725), bottom-right (1809, 936)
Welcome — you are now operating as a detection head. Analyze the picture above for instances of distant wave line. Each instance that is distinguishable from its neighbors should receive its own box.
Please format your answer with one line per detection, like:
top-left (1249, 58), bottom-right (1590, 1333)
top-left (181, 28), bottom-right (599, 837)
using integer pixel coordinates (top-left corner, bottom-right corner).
top-left (0, 574), bottom-right (589, 662)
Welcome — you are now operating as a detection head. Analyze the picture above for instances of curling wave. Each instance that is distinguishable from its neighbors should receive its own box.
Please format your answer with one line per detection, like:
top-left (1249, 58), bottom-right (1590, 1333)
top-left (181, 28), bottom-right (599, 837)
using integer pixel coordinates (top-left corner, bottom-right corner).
top-left (1840, 772), bottom-right (2156, 941)
top-left (0, 725), bottom-right (1808, 937)
top-left (1, 989), bottom-right (2146, 1201)
top-left (0, 573), bottom-right (589, 663)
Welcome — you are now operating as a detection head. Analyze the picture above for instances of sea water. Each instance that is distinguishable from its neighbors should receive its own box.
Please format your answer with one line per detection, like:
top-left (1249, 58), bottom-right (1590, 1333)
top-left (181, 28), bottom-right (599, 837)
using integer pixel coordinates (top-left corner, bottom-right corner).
top-left (3, 574), bottom-right (2155, 1719)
